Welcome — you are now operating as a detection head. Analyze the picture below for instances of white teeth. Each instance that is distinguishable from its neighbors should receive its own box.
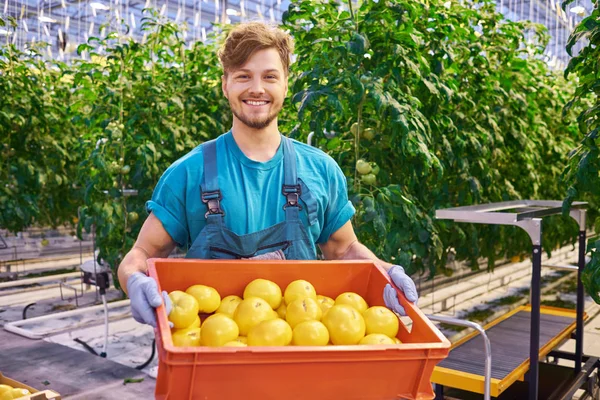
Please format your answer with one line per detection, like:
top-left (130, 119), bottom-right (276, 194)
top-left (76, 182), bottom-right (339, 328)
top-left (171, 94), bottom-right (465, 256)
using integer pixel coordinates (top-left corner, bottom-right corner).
top-left (246, 100), bottom-right (268, 106)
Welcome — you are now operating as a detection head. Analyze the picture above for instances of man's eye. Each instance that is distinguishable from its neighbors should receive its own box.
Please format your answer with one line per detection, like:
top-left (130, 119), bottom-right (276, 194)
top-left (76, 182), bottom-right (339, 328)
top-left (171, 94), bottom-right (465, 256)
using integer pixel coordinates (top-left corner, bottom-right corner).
top-left (265, 75), bottom-right (276, 79)
top-left (237, 75), bottom-right (249, 79)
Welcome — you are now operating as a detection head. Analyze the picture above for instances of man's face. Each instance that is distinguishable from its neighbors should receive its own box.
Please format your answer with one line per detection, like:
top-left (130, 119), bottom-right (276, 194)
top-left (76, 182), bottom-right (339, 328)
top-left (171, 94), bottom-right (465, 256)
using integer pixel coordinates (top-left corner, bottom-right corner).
top-left (222, 48), bottom-right (288, 130)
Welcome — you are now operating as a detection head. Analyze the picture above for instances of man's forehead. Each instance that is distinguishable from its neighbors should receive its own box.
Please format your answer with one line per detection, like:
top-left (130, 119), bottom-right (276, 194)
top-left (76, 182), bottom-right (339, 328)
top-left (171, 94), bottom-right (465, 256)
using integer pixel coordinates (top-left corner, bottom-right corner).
top-left (234, 48), bottom-right (284, 72)
top-left (232, 68), bottom-right (282, 74)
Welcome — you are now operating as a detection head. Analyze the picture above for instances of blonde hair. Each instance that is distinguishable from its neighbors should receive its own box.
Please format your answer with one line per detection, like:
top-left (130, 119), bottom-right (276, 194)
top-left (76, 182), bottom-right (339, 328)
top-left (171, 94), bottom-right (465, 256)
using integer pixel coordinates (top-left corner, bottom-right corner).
top-left (218, 22), bottom-right (294, 76)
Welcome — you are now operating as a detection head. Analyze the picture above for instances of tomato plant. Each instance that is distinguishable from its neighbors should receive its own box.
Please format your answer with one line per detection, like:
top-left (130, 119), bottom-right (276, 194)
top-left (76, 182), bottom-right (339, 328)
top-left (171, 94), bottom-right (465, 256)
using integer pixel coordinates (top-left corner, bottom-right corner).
top-left (562, 0), bottom-right (600, 303)
top-left (282, 0), bottom-right (581, 275)
top-left (0, 1), bottom-right (590, 291)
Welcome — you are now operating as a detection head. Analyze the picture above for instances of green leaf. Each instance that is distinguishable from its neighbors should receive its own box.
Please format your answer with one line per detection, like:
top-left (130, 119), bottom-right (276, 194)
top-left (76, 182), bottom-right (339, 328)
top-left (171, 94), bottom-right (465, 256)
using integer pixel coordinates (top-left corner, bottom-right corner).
top-left (347, 32), bottom-right (368, 55)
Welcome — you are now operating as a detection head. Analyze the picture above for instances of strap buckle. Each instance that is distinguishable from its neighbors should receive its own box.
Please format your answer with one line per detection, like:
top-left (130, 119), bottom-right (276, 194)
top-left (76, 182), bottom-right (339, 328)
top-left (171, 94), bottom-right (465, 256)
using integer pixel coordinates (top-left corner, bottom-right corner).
top-left (282, 184), bottom-right (302, 210)
top-left (201, 190), bottom-right (225, 217)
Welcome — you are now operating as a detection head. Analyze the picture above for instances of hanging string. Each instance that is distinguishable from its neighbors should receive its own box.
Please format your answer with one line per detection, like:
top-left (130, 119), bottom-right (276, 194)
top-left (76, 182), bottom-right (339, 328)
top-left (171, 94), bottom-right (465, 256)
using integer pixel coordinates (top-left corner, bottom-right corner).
top-left (37, 0), bottom-right (40, 42)
top-left (520, 0), bottom-right (524, 22)
top-left (544, 0), bottom-right (549, 60)
top-left (554, 0), bottom-right (559, 66)
top-left (193, 0), bottom-right (197, 43)
top-left (529, 0), bottom-right (534, 43)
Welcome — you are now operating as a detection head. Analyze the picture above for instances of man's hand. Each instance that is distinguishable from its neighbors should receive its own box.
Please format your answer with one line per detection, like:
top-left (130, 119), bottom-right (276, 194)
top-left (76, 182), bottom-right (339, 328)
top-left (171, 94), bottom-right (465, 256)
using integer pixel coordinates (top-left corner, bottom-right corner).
top-left (127, 272), bottom-right (172, 327)
top-left (383, 266), bottom-right (418, 316)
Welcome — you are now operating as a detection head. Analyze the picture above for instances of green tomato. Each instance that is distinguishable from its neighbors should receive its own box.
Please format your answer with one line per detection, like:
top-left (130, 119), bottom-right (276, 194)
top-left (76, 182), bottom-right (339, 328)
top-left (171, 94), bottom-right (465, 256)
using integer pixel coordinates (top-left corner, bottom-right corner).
top-left (120, 165), bottom-right (131, 175)
top-left (356, 159), bottom-right (372, 175)
top-left (128, 211), bottom-right (139, 222)
top-left (350, 122), bottom-right (361, 136)
top-left (363, 128), bottom-right (375, 140)
top-left (370, 163), bottom-right (380, 175)
top-left (109, 161), bottom-right (121, 174)
top-left (361, 173), bottom-right (377, 185)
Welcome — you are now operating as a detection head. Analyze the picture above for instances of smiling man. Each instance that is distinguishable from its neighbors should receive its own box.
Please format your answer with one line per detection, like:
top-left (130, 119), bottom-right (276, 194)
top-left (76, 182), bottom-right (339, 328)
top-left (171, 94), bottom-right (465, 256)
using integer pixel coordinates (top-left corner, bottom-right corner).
top-left (117, 22), bottom-right (418, 328)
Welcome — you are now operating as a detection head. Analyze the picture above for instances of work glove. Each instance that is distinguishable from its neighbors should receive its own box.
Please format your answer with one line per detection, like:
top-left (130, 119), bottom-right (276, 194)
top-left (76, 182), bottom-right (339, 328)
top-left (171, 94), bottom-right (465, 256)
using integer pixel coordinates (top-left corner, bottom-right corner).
top-left (127, 272), bottom-right (172, 328)
top-left (383, 265), bottom-right (418, 316)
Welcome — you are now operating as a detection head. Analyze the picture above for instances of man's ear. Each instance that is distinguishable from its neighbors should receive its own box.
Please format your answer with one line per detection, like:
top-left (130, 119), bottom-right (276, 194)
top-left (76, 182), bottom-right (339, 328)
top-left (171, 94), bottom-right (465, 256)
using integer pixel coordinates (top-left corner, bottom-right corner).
top-left (221, 74), bottom-right (228, 99)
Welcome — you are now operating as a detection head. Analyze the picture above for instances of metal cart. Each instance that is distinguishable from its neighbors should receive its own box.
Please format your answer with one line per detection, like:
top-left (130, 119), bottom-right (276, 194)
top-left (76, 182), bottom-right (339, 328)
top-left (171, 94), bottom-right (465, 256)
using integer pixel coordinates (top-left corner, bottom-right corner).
top-left (430, 200), bottom-right (600, 399)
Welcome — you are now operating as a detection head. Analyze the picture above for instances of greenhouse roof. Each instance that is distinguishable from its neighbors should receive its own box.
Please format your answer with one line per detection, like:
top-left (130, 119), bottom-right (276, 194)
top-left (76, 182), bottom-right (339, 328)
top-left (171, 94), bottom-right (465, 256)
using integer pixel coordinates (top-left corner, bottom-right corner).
top-left (0, 0), bottom-right (594, 68)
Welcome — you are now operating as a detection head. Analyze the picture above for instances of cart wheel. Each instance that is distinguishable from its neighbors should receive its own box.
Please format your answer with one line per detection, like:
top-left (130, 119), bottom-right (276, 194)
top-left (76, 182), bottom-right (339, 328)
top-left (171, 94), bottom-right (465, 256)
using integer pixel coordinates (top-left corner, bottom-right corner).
top-left (589, 371), bottom-right (600, 400)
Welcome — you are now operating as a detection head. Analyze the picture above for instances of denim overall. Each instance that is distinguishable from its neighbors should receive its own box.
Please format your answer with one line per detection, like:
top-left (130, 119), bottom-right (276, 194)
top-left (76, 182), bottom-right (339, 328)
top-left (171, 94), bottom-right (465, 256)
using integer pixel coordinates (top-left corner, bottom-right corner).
top-left (186, 136), bottom-right (315, 260)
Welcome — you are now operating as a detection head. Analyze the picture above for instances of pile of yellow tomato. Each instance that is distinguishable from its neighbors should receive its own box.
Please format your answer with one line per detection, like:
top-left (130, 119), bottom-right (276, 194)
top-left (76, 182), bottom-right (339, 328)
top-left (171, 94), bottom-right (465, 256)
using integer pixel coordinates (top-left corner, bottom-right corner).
top-left (167, 278), bottom-right (402, 348)
top-left (0, 384), bottom-right (31, 400)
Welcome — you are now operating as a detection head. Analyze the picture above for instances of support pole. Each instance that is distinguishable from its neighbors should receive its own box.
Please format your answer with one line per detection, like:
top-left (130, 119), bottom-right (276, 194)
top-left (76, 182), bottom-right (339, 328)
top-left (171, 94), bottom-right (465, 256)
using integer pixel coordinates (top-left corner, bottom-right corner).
top-left (529, 243), bottom-right (542, 400)
top-left (575, 211), bottom-right (586, 374)
top-left (434, 383), bottom-right (444, 400)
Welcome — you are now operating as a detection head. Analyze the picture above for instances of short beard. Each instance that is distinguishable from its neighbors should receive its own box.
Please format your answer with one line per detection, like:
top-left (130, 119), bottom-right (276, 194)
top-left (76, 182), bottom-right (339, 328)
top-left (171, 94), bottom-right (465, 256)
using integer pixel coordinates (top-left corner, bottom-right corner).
top-left (231, 105), bottom-right (280, 130)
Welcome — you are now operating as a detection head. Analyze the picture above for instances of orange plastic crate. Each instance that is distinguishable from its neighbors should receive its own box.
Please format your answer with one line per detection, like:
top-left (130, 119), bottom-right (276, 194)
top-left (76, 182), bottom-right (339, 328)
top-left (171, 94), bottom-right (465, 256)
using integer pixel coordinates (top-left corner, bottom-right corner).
top-left (148, 259), bottom-right (450, 400)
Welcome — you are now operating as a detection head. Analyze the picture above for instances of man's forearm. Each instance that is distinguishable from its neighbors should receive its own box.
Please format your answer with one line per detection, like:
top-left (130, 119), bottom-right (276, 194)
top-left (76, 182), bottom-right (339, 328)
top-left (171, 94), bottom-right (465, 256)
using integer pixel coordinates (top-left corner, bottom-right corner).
top-left (337, 240), bottom-right (393, 271)
top-left (117, 247), bottom-right (151, 295)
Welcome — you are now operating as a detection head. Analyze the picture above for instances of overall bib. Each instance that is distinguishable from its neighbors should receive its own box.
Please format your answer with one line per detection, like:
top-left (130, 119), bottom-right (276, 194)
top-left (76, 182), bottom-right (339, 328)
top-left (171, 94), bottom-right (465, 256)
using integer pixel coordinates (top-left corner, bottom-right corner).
top-left (186, 136), bottom-right (316, 260)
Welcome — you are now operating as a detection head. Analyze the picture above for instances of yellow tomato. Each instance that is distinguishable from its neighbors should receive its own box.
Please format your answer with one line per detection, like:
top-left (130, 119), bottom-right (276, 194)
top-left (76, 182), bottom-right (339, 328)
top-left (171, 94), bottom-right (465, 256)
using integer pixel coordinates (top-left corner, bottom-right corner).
top-left (216, 295), bottom-right (243, 317)
top-left (185, 284), bottom-right (221, 313)
top-left (0, 388), bottom-right (30, 400)
top-left (172, 327), bottom-right (201, 347)
top-left (244, 278), bottom-right (282, 309)
top-left (359, 333), bottom-right (395, 345)
top-left (247, 319), bottom-right (293, 346)
top-left (335, 292), bottom-right (368, 314)
top-left (200, 314), bottom-right (239, 347)
top-left (362, 306), bottom-right (399, 338)
top-left (172, 316), bottom-right (200, 333)
top-left (223, 341), bottom-right (247, 347)
top-left (233, 297), bottom-right (277, 336)
top-left (235, 336), bottom-right (248, 344)
top-left (317, 295), bottom-right (335, 314)
top-left (0, 386), bottom-right (11, 396)
top-left (292, 320), bottom-right (329, 346)
top-left (286, 297), bottom-right (322, 328)
top-left (168, 291), bottom-right (200, 329)
top-left (394, 337), bottom-right (402, 344)
top-left (322, 304), bottom-right (366, 345)
top-left (276, 303), bottom-right (287, 319)
top-left (176, 315), bottom-right (200, 330)
top-left (284, 280), bottom-right (317, 305)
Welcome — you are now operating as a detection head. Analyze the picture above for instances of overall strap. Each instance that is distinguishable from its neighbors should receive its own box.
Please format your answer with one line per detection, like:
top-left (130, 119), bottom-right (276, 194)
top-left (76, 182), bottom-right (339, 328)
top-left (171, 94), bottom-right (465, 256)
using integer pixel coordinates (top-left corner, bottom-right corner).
top-left (282, 137), bottom-right (301, 246)
top-left (282, 136), bottom-right (301, 209)
top-left (201, 139), bottom-right (224, 219)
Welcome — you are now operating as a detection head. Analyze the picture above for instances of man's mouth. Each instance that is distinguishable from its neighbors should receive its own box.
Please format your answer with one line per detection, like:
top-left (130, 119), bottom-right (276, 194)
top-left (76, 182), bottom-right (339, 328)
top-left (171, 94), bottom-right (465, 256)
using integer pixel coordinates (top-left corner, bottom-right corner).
top-left (243, 100), bottom-right (270, 106)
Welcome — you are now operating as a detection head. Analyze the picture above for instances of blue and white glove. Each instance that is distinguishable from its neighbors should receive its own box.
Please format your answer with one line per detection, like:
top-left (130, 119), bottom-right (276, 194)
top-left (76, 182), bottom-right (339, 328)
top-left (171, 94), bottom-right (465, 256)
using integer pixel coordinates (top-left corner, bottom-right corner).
top-left (383, 265), bottom-right (418, 316)
top-left (127, 272), bottom-right (172, 328)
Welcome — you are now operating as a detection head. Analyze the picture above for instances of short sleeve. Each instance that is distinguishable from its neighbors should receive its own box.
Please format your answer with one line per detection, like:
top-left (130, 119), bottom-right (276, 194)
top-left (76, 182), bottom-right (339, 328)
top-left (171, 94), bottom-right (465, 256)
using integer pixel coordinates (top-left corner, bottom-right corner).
top-left (317, 162), bottom-right (356, 244)
top-left (146, 175), bottom-right (189, 248)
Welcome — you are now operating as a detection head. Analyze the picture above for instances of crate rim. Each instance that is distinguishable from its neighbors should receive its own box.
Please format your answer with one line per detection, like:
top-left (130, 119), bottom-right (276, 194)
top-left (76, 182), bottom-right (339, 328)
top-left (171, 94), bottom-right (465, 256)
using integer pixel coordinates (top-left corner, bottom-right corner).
top-left (147, 258), bottom-right (451, 353)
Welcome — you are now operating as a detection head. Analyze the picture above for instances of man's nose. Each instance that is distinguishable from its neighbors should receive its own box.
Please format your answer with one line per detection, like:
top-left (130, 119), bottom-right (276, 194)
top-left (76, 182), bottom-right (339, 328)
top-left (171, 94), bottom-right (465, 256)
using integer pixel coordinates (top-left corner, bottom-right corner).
top-left (248, 77), bottom-right (265, 94)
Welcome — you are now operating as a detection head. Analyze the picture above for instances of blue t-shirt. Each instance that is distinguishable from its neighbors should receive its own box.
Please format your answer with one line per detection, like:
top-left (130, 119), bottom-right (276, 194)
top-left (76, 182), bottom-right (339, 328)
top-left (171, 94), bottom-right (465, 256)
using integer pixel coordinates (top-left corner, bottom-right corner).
top-left (146, 131), bottom-right (355, 256)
